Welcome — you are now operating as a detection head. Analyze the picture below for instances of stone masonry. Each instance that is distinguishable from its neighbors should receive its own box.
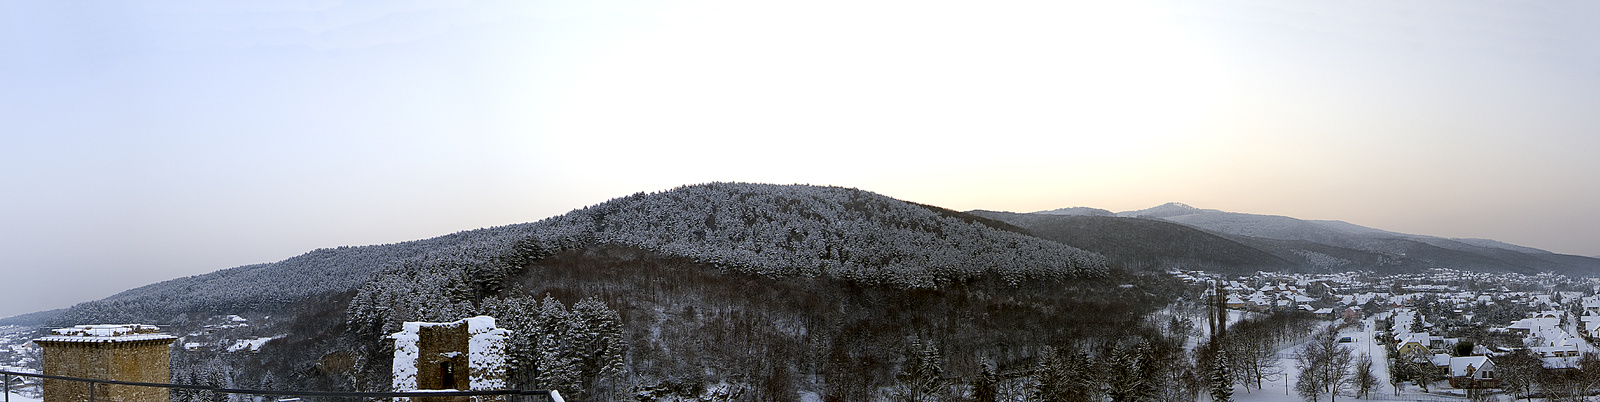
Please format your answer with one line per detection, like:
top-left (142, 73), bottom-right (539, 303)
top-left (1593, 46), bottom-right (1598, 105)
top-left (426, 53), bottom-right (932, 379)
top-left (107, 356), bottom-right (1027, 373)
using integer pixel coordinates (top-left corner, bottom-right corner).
top-left (390, 316), bottom-right (510, 402)
top-left (34, 324), bottom-right (176, 402)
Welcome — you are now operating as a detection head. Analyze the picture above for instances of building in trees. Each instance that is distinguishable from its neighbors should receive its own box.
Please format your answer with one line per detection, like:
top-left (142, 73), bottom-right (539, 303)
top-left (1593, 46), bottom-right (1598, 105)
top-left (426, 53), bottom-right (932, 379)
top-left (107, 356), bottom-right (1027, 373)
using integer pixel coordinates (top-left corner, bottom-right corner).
top-left (391, 316), bottom-right (512, 402)
top-left (1448, 356), bottom-right (1499, 389)
top-left (34, 324), bottom-right (177, 402)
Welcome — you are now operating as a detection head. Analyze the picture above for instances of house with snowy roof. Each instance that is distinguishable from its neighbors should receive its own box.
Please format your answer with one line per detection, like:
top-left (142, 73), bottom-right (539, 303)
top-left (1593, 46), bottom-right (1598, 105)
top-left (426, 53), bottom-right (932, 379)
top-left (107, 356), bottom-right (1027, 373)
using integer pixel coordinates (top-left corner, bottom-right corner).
top-left (1341, 307), bottom-right (1362, 322)
top-left (1582, 297), bottom-right (1600, 315)
top-left (1397, 333), bottom-right (1433, 357)
top-left (1245, 292), bottom-right (1272, 311)
top-left (1507, 316), bottom-right (1561, 335)
top-left (1531, 336), bottom-right (1586, 370)
top-left (1225, 294), bottom-right (1248, 309)
top-left (1312, 307), bottom-right (1335, 319)
top-left (1505, 312), bottom-right (1596, 370)
top-left (1449, 356), bottom-right (1498, 389)
top-left (1429, 353), bottom-right (1453, 372)
top-left (1581, 315), bottom-right (1600, 338)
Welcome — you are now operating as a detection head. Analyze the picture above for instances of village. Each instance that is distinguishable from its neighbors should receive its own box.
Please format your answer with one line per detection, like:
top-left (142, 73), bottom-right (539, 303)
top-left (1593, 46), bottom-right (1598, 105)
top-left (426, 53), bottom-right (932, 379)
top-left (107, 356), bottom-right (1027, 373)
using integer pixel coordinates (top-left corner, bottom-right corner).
top-left (1179, 267), bottom-right (1600, 400)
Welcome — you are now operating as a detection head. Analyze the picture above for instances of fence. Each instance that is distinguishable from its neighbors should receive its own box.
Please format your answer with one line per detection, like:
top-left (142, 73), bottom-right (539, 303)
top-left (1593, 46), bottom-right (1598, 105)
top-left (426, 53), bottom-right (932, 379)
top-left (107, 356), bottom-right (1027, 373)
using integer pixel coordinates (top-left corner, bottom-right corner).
top-left (1, 370), bottom-right (561, 402)
top-left (1359, 393), bottom-right (1469, 401)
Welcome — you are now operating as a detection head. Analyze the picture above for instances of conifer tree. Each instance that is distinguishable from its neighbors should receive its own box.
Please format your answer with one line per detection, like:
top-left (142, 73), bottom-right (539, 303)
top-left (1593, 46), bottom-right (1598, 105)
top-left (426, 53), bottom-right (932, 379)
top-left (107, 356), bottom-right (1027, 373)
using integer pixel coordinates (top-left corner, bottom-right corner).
top-left (1209, 350), bottom-right (1233, 402)
top-left (894, 338), bottom-right (945, 402)
top-left (972, 364), bottom-right (998, 402)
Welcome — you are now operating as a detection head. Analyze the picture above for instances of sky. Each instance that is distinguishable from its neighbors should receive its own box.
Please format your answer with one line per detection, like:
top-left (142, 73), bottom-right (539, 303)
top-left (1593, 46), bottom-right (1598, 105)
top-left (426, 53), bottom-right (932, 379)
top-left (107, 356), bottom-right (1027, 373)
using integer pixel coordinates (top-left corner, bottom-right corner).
top-left (2, 0), bottom-right (1599, 319)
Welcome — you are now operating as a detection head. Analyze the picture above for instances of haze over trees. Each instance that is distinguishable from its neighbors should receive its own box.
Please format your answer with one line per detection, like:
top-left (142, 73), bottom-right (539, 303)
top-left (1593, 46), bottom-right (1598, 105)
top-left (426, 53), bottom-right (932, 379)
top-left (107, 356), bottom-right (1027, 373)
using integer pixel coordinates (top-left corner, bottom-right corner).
top-left (979, 203), bottom-right (1600, 275)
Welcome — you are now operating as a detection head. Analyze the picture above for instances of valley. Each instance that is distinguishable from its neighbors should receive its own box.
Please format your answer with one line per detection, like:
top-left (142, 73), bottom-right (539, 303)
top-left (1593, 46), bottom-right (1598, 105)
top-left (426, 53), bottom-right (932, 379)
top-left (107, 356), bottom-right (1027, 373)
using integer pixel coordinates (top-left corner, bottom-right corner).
top-left (3, 183), bottom-right (1598, 401)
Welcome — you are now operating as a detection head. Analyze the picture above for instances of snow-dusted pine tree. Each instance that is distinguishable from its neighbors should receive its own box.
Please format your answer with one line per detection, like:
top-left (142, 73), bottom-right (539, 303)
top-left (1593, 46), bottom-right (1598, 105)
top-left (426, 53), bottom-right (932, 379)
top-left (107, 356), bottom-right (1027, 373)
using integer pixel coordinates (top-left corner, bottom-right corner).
top-left (1209, 350), bottom-right (1232, 402)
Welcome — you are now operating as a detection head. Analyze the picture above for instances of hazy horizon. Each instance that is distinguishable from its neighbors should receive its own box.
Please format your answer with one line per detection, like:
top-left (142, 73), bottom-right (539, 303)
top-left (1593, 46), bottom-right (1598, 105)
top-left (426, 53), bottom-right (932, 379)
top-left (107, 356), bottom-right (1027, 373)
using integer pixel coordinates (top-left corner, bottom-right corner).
top-left (3, 0), bottom-right (1599, 318)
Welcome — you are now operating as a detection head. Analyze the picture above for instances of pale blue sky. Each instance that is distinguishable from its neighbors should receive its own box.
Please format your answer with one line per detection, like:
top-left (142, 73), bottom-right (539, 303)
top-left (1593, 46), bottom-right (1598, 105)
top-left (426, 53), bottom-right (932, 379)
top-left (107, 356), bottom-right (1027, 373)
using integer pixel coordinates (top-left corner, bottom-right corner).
top-left (3, 0), bottom-right (1598, 318)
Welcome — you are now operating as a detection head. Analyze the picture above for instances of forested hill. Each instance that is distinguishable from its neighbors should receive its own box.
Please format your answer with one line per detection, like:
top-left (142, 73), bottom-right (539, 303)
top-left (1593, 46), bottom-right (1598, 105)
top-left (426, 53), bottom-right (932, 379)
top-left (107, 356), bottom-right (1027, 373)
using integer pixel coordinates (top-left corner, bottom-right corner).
top-left (47, 183), bottom-right (1107, 325)
top-left (1000, 202), bottom-right (1600, 276)
top-left (49, 222), bottom-right (548, 325)
top-left (526, 183), bottom-right (1106, 285)
top-left (968, 210), bottom-right (1294, 273)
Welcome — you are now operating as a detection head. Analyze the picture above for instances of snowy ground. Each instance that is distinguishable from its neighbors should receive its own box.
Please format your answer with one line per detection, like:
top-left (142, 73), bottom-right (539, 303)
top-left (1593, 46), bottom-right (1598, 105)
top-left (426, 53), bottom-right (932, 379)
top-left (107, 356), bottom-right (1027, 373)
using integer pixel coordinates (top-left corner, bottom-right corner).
top-left (1225, 316), bottom-right (1482, 402)
top-left (5, 391), bottom-right (40, 402)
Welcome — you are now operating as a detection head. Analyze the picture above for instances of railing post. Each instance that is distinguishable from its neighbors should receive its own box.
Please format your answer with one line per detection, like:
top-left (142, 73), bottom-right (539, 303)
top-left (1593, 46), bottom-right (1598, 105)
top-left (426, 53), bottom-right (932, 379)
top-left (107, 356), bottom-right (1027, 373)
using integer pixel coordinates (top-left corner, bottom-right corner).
top-left (90, 382), bottom-right (96, 402)
top-left (5, 373), bottom-right (11, 402)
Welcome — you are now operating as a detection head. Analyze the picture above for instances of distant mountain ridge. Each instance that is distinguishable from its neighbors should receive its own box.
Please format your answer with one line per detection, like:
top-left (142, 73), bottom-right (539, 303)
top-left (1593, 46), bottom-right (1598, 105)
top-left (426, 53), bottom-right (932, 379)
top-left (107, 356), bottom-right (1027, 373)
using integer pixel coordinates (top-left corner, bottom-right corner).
top-left (23, 190), bottom-right (1600, 326)
top-left (970, 211), bottom-right (1294, 273)
top-left (1034, 206), bottom-right (1114, 216)
top-left (998, 202), bottom-right (1600, 275)
top-left (1113, 202), bottom-right (1223, 219)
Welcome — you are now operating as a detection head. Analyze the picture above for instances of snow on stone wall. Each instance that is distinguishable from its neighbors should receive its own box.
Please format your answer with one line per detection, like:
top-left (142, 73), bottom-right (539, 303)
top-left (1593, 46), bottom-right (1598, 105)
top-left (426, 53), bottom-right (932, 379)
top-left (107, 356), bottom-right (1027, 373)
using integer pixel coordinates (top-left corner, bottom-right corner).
top-left (390, 322), bottom-right (423, 392)
top-left (389, 315), bottom-right (511, 400)
top-left (464, 316), bottom-right (510, 391)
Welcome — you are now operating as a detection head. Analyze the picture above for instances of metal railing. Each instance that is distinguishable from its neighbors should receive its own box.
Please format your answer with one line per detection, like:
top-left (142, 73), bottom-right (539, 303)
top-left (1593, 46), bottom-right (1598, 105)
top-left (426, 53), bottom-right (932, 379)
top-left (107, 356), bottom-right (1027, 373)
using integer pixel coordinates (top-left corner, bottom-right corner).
top-left (1, 370), bottom-right (562, 402)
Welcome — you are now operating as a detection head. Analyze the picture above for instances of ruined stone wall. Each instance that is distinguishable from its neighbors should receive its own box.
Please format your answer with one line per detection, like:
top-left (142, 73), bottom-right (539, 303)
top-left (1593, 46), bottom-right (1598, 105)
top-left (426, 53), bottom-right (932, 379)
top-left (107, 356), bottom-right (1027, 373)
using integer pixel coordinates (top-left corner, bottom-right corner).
top-left (38, 339), bottom-right (172, 402)
top-left (416, 322), bottom-right (470, 391)
top-left (391, 316), bottom-right (510, 402)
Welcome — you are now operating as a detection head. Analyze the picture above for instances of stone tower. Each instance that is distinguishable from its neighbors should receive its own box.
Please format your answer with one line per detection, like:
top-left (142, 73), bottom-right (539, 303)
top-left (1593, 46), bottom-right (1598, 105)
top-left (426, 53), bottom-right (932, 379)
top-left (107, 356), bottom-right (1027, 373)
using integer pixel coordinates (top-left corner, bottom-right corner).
top-left (34, 324), bottom-right (176, 402)
top-left (390, 316), bottom-right (511, 402)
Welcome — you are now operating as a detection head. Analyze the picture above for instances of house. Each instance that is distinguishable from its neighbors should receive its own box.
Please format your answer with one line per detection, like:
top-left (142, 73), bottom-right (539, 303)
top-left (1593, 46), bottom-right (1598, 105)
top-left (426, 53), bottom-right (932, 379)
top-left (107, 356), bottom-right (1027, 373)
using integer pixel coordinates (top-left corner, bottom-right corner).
top-left (1532, 338), bottom-right (1584, 370)
top-left (1397, 333), bottom-right (1432, 357)
top-left (1532, 311), bottom-right (1564, 319)
top-left (1312, 308), bottom-right (1335, 320)
top-left (1582, 297), bottom-right (1600, 315)
top-left (1507, 316), bottom-right (1560, 335)
top-left (1449, 356), bottom-right (1499, 389)
top-left (1246, 292), bottom-right (1273, 311)
top-left (1430, 353), bottom-right (1452, 368)
top-left (1225, 294), bottom-right (1248, 309)
top-left (1580, 315), bottom-right (1600, 338)
top-left (1341, 307), bottom-right (1362, 322)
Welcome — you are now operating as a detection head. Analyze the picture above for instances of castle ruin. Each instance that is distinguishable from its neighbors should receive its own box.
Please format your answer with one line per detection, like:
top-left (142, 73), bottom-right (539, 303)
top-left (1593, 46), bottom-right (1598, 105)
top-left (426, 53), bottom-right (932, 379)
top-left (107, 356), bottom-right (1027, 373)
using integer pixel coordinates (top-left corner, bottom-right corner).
top-left (390, 316), bottom-right (511, 402)
top-left (33, 324), bottom-right (176, 402)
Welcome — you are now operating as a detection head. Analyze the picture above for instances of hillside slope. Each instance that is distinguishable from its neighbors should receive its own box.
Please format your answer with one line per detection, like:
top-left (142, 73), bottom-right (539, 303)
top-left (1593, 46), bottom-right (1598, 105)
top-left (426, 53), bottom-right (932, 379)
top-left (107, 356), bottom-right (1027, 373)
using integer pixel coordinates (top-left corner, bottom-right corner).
top-left (969, 210), bottom-right (1293, 273)
top-left (49, 223), bottom-right (546, 325)
top-left (32, 183), bottom-right (1147, 401)
top-left (525, 183), bottom-right (1106, 285)
top-left (51, 183), bottom-right (1106, 325)
top-left (1112, 202), bottom-right (1600, 275)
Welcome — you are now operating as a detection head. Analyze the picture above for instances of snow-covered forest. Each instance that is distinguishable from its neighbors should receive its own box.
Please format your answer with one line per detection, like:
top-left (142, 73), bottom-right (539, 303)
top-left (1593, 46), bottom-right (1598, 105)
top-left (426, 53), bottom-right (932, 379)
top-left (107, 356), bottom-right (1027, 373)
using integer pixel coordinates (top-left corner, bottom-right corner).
top-left (53, 183), bottom-right (1105, 326)
top-left (27, 183), bottom-right (1143, 400)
